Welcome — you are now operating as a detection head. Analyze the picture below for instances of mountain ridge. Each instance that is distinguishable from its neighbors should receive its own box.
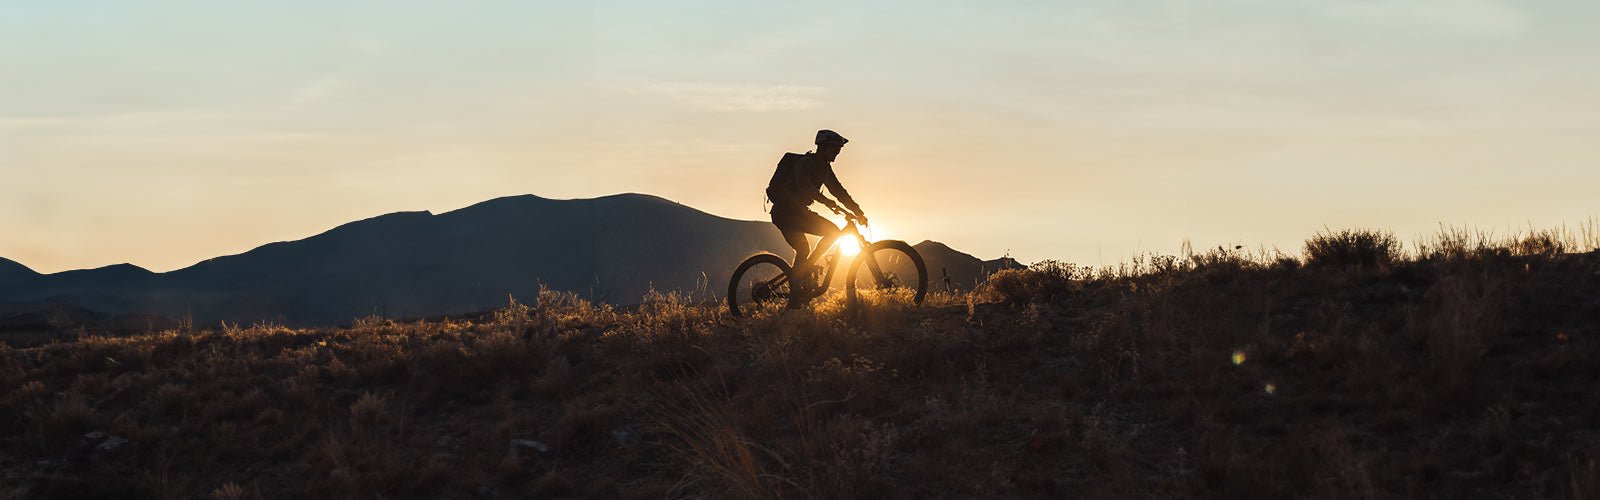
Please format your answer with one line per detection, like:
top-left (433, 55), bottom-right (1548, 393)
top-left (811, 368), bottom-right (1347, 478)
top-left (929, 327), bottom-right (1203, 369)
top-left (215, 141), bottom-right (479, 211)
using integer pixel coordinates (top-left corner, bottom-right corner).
top-left (1, 193), bottom-right (1015, 327)
top-left (0, 257), bottom-right (37, 276)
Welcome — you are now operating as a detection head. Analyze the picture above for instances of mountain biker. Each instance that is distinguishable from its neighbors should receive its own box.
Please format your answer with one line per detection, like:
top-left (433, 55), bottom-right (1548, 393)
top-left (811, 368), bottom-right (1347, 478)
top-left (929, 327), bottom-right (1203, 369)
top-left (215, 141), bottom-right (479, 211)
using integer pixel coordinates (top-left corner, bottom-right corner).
top-left (767, 129), bottom-right (868, 307)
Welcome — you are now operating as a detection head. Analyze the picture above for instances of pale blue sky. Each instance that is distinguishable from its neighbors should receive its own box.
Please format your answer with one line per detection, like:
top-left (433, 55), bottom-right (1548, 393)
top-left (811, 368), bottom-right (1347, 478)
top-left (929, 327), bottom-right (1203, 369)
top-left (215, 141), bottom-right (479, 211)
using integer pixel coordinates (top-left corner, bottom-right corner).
top-left (4, 1), bottom-right (1598, 272)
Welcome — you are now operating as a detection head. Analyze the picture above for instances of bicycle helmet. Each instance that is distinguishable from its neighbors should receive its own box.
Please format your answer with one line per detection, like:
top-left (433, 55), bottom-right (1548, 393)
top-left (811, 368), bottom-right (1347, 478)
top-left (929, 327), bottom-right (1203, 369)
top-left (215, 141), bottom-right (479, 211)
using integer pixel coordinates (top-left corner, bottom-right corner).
top-left (815, 129), bottom-right (848, 146)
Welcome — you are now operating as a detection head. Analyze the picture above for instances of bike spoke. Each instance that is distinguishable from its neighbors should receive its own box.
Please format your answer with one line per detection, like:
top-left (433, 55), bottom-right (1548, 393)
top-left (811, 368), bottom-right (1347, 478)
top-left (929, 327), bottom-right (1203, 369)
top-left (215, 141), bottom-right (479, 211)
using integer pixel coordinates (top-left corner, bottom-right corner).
top-left (864, 253), bottom-right (887, 286)
top-left (862, 253), bottom-right (903, 290)
top-left (878, 271), bottom-right (901, 289)
top-left (844, 241), bottom-right (928, 308)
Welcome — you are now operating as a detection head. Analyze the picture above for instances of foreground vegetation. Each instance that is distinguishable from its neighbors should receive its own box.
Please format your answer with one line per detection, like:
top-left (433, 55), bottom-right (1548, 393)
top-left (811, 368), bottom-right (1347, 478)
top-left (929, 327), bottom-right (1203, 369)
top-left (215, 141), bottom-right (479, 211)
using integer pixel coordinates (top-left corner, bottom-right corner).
top-left (4, 226), bottom-right (1600, 499)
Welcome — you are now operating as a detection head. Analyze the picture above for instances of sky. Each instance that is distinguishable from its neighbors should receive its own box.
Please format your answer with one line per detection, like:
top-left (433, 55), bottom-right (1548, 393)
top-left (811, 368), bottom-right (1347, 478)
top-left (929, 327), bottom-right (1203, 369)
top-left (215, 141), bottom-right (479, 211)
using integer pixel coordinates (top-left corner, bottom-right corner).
top-left (3, 1), bottom-right (1598, 273)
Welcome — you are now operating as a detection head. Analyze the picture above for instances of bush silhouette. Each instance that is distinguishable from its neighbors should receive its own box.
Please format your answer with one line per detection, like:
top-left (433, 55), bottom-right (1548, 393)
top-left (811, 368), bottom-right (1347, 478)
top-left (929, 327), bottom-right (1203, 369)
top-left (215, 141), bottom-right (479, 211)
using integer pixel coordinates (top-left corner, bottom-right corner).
top-left (1303, 228), bottom-right (1401, 268)
top-left (982, 260), bottom-right (1076, 306)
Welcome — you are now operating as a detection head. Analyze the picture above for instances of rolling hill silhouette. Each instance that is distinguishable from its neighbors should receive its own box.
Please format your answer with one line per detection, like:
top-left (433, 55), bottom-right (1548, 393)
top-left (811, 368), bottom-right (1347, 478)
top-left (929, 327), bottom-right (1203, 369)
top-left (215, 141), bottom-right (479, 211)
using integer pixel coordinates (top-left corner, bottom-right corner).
top-left (1, 194), bottom-right (1016, 328)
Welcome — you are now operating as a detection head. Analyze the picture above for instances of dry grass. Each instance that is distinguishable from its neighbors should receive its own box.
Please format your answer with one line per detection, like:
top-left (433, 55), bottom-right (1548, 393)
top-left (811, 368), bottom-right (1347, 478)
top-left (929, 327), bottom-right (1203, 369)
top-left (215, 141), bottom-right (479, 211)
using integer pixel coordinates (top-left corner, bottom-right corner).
top-left (1305, 228), bottom-right (1402, 268)
top-left (3, 226), bottom-right (1600, 498)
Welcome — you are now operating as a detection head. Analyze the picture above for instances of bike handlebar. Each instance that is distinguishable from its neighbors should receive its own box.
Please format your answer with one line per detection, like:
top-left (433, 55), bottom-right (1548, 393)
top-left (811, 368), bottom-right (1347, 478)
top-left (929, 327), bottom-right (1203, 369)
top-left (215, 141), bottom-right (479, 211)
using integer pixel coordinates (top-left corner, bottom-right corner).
top-left (841, 217), bottom-right (873, 243)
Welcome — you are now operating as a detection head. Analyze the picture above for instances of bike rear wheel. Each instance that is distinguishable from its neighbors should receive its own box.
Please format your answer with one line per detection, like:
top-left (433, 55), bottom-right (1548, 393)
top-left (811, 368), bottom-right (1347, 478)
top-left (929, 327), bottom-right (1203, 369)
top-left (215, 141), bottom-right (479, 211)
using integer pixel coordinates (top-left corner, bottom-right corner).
top-left (845, 240), bottom-right (928, 306)
top-left (726, 253), bottom-right (792, 318)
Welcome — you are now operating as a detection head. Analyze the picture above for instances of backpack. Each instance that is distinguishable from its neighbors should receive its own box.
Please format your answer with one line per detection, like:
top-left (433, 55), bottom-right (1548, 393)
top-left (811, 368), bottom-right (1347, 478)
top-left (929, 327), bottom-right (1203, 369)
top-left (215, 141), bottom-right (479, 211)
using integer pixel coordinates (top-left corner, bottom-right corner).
top-left (764, 152), bottom-right (813, 208)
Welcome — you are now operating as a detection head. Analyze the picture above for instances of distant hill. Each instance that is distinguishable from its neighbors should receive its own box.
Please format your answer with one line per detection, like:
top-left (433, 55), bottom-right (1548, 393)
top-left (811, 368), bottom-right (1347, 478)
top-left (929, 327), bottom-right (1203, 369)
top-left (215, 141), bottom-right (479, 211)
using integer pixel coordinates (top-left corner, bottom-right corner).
top-left (912, 240), bottom-right (1024, 292)
top-left (0, 194), bottom-right (1017, 327)
top-left (0, 257), bottom-right (38, 293)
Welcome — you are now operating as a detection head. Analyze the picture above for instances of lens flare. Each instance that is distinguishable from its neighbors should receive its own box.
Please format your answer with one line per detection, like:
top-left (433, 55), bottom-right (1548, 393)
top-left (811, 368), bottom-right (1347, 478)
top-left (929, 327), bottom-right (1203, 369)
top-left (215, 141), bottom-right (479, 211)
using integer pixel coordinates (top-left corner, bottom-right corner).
top-left (839, 236), bottom-right (861, 256)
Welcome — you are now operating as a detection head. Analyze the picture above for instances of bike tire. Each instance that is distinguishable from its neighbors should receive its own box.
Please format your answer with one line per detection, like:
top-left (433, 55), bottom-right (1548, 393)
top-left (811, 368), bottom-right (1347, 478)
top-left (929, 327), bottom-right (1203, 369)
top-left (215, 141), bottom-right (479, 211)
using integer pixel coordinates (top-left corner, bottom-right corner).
top-left (845, 240), bottom-right (928, 306)
top-left (726, 253), bottom-right (792, 318)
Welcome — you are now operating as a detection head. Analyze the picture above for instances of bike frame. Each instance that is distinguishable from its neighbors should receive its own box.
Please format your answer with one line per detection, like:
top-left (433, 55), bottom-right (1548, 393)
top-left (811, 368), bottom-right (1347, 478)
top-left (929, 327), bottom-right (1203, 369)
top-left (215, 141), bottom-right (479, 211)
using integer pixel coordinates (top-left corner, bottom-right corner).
top-left (767, 220), bottom-right (876, 295)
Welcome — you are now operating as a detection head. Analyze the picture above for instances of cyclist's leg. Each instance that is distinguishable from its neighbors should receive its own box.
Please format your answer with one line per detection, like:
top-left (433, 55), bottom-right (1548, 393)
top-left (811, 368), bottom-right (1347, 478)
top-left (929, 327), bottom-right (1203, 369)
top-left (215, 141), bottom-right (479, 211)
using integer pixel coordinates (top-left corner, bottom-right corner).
top-left (772, 208), bottom-right (810, 307)
top-left (771, 206), bottom-right (814, 265)
top-left (793, 210), bottom-right (840, 238)
top-left (793, 210), bottom-right (842, 257)
top-left (786, 210), bottom-right (841, 303)
top-left (772, 207), bottom-right (839, 307)
top-left (781, 227), bottom-right (811, 268)
top-left (778, 228), bottom-right (815, 307)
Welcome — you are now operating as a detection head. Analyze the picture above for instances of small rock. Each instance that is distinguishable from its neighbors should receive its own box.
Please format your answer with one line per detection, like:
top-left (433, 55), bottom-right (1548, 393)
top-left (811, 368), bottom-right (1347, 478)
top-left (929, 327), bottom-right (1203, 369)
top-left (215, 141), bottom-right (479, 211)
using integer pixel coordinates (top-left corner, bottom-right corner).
top-left (610, 426), bottom-right (641, 447)
top-left (476, 485), bottom-right (496, 497)
top-left (94, 436), bottom-right (129, 452)
top-left (510, 438), bottom-right (550, 458)
top-left (83, 431), bottom-right (107, 441)
top-left (331, 467), bottom-right (354, 480)
top-left (435, 435), bottom-right (451, 448)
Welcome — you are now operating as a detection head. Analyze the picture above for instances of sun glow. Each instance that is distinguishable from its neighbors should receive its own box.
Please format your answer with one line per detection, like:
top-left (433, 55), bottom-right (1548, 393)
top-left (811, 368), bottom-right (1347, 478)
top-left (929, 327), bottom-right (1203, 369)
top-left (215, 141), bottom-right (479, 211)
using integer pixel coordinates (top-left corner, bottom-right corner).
top-left (838, 236), bottom-right (861, 256)
top-left (861, 222), bottom-right (889, 242)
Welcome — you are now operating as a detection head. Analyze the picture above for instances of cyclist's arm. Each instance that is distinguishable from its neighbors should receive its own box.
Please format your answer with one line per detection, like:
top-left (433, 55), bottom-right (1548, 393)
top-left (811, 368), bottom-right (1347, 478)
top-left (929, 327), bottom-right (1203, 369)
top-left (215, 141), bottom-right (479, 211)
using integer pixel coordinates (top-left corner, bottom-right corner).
top-left (819, 165), bottom-right (863, 217)
top-left (812, 193), bottom-right (843, 214)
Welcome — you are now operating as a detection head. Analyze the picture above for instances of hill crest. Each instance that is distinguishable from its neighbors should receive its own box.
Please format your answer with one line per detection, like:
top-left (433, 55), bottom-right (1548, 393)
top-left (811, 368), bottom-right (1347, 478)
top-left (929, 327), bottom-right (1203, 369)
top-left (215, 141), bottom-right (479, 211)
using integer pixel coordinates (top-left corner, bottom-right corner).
top-left (1, 193), bottom-right (1011, 326)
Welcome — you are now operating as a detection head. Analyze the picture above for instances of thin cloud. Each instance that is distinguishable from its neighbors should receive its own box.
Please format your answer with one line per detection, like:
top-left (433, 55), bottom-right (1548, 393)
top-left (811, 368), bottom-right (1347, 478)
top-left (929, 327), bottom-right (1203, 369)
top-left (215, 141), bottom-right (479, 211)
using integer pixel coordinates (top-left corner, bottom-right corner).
top-left (0, 109), bottom-right (208, 130)
top-left (1317, 0), bottom-right (1527, 36)
top-left (289, 75), bottom-right (348, 104)
top-left (639, 82), bottom-right (823, 112)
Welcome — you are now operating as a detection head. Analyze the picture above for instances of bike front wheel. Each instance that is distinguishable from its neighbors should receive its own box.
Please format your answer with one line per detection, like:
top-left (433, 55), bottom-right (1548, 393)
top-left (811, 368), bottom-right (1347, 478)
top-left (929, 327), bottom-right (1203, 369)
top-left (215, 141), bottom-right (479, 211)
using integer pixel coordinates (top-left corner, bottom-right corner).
top-left (845, 240), bottom-right (928, 306)
top-left (726, 253), bottom-right (792, 318)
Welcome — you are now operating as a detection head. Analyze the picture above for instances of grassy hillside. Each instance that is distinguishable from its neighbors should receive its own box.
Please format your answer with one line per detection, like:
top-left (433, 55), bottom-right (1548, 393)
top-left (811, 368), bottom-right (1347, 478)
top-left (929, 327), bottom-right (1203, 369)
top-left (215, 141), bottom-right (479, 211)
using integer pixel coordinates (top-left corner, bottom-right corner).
top-left (4, 227), bottom-right (1600, 499)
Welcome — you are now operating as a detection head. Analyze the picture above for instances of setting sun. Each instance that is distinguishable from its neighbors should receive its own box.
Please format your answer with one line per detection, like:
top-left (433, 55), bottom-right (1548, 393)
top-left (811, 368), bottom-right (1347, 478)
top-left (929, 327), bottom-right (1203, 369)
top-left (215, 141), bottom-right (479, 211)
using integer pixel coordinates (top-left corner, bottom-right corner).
top-left (838, 236), bottom-right (861, 257)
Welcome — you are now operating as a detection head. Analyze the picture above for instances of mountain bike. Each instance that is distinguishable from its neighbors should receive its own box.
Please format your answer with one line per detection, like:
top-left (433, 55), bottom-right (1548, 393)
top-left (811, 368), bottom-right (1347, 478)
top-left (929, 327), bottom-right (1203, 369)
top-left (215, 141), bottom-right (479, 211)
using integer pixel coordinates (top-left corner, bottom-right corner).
top-left (726, 217), bottom-right (927, 317)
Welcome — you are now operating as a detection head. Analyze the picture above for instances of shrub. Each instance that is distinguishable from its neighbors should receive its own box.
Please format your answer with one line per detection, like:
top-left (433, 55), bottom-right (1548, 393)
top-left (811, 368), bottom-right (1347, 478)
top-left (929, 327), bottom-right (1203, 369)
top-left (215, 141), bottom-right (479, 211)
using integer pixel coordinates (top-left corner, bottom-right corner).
top-left (1418, 226), bottom-right (1499, 262)
top-left (1303, 229), bottom-right (1401, 268)
top-left (981, 260), bottom-right (1077, 307)
top-left (11, 380), bottom-right (47, 402)
top-left (1510, 231), bottom-right (1566, 257)
top-left (349, 392), bottom-right (388, 426)
top-left (29, 393), bottom-right (94, 438)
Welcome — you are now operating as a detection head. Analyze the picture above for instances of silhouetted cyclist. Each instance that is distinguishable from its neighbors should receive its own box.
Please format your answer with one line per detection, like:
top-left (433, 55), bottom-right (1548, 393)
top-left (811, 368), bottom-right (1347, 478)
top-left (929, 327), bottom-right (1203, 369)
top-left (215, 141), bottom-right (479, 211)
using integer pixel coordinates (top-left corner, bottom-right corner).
top-left (765, 129), bottom-right (869, 307)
